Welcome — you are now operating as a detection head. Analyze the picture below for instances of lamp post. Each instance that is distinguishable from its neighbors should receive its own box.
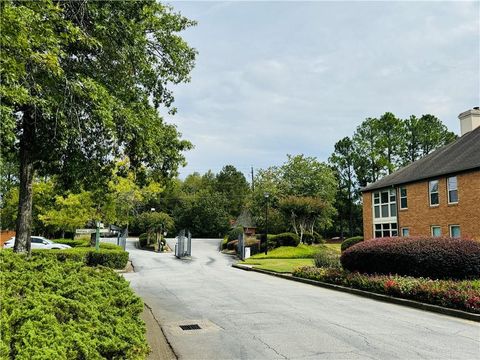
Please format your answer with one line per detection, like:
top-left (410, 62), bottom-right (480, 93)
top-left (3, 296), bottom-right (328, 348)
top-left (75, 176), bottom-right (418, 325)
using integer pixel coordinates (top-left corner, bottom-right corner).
top-left (264, 192), bottom-right (269, 255)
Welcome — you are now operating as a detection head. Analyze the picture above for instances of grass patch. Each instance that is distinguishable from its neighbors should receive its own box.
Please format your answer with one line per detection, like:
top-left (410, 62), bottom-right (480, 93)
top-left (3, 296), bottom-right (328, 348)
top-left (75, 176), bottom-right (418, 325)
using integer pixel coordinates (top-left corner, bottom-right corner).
top-left (240, 258), bottom-right (314, 273)
top-left (250, 244), bottom-right (325, 259)
top-left (324, 243), bottom-right (341, 253)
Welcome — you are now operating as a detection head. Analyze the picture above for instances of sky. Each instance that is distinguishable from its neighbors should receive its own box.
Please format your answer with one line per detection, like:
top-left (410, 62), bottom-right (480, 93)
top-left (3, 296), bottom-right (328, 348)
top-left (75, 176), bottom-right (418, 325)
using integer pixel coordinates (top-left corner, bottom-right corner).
top-left (162, 1), bottom-right (480, 179)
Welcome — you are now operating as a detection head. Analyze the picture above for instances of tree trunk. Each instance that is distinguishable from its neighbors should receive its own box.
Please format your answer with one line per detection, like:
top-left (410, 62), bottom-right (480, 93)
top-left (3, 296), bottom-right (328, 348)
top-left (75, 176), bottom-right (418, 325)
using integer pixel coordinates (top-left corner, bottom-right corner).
top-left (14, 111), bottom-right (35, 254)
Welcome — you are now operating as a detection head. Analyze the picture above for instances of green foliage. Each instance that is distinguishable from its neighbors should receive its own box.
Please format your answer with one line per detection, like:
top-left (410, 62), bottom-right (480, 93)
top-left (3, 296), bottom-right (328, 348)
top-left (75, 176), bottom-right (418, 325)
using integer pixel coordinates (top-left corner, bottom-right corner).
top-left (227, 226), bottom-right (244, 241)
top-left (0, 252), bottom-right (149, 359)
top-left (215, 165), bottom-right (250, 218)
top-left (313, 251), bottom-right (341, 269)
top-left (38, 191), bottom-right (96, 234)
top-left (269, 232), bottom-right (300, 248)
top-left (31, 248), bottom-right (129, 269)
top-left (340, 236), bottom-right (364, 251)
top-left (173, 189), bottom-right (230, 238)
top-left (221, 236), bottom-right (229, 250)
top-left (240, 258), bottom-right (314, 273)
top-left (341, 237), bottom-right (480, 280)
top-left (53, 239), bottom-right (123, 251)
top-left (134, 211), bottom-right (174, 234)
top-left (293, 267), bottom-right (480, 313)
top-left (139, 233), bottom-right (149, 248)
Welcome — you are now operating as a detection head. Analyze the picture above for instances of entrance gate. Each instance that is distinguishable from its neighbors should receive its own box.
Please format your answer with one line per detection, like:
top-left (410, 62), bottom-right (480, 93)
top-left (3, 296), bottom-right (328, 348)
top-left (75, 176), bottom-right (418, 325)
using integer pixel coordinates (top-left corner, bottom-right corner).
top-left (175, 229), bottom-right (191, 258)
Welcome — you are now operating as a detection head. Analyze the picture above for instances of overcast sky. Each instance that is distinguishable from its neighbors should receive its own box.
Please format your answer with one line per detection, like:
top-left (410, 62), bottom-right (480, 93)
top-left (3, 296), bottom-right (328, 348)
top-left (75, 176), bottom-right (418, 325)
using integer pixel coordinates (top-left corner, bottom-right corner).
top-left (164, 1), bottom-right (479, 179)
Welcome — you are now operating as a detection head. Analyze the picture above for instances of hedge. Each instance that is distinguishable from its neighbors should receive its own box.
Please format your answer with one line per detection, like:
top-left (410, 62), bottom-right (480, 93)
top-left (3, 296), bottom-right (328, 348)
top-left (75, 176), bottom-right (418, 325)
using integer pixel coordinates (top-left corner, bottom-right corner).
top-left (54, 238), bottom-right (123, 251)
top-left (341, 237), bottom-right (480, 280)
top-left (341, 236), bottom-right (363, 251)
top-left (227, 226), bottom-right (244, 241)
top-left (0, 252), bottom-right (149, 359)
top-left (269, 233), bottom-right (300, 248)
top-left (293, 266), bottom-right (480, 313)
top-left (32, 248), bottom-right (129, 269)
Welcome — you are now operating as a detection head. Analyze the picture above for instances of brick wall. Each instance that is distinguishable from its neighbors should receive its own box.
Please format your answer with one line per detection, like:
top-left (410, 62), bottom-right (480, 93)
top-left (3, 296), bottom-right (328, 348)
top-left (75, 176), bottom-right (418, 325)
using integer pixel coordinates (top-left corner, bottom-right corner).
top-left (362, 191), bottom-right (373, 240)
top-left (398, 171), bottom-right (480, 240)
top-left (362, 170), bottom-right (480, 240)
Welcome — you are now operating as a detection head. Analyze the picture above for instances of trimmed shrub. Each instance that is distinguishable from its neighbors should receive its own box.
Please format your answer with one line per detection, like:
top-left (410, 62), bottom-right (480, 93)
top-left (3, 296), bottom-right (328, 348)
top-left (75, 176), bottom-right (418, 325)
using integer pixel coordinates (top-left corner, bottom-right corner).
top-left (32, 248), bottom-right (129, 269)
top-left (54, 238), bottom-right (123, 250)
top-left (0, 252), bottom-right (149, 359)
top-left (244, 238), bottom-right (261, 255)
top-left (88, 249), bottom-right (129, 269)
top-left (139, 233), bottom-right (148, 248)
top-left (293, 266), bottom-right (480, 313)
top-left (270, 233), bottom-right (300, 248)
top-left (221, 236), bottom-right (229, 249)
top-left (314, 251), bottom-right (341, 269)
top-left (341, 236), bottom-right (363, 251)
top-left (341, 237), bottom-right (480, 280)
top-left (226, 240), bottom-right (238, 251)
top-left (303, 232), bottom-right (324, 244)
top-left (227, 226), bottom-right (244, 241)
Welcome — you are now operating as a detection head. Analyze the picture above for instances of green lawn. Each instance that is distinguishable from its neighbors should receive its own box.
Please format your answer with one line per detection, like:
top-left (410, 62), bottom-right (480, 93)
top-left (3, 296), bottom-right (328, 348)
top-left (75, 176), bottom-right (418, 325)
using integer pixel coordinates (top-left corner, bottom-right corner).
top-left (324, 243), bottom-right (342, 253)
top-left (240, 258), bottom-right (314, 273)
top-left (249, 244), bottom-right (326, 259)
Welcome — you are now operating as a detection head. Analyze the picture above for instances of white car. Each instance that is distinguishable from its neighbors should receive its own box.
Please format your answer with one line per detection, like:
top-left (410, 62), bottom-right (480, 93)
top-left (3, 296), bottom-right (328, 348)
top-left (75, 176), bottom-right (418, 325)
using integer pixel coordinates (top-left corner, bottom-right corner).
top-left (3, 237), bottom-right (72, 250)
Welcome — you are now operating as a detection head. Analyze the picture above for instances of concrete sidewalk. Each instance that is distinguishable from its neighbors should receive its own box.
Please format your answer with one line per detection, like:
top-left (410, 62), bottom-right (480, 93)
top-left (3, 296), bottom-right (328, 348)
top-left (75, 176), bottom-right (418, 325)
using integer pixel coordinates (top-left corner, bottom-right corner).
top-left (141, 304), bottom-right (176, 360)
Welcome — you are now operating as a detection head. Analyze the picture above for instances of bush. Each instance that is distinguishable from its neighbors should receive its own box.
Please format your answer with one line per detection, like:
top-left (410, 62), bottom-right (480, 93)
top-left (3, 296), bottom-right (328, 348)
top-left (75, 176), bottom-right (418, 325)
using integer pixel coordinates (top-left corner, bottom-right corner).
top-left (314, 251), bottom-right (341, 269)
top-left (54, 238), bottom-right (123, 251)
top-left (226, 240), bottom-right (238, 250)
top-left (88, 249), bottom-right (129, 269)
top-left (293, 266), bottom-right (480, 313)
top-left (244, 238), bottom-right (261, 255)
top-left (221, 236), bottom-right (229, 249)
top-left (32, 248), bottom-right (129, 269)
top-left (228, 226), bottom-right (244, 241)
top-left (269, 233), bottom-right (300, 248)
top-left (0, 252), bottom-right (149, 359)
top-left (341, 236), bottom-right (363, 251)
top-left (139, 233), bottom-right (149, 248)
top-left (302, 232), bottom-right (324, 244)
top-left (341, 237), bottom-right (480, 280)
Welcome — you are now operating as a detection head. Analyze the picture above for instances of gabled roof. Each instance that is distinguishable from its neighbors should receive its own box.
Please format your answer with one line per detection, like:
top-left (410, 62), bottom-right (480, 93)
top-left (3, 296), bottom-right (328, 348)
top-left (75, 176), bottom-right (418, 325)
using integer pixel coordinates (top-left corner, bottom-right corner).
top-left (362, 126), bottom-right (480, 192)
top-left (233, 209), bottom-right (256, 228)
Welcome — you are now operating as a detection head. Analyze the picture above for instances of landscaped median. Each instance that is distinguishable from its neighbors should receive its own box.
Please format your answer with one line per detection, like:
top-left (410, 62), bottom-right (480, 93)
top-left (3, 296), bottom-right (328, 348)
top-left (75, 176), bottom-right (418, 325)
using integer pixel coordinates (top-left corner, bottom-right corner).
top-left (235, 237), bottom-right (480, 320)
top-left (239, 244), bottom-right (338, 273)
top-left (0, 243), bottom-right (149, 359)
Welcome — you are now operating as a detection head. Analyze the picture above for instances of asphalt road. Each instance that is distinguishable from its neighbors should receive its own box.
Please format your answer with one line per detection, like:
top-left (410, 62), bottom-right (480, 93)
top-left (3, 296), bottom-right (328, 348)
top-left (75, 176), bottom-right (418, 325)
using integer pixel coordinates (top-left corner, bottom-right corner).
top-left (123, 238), bottom-right (479, 360)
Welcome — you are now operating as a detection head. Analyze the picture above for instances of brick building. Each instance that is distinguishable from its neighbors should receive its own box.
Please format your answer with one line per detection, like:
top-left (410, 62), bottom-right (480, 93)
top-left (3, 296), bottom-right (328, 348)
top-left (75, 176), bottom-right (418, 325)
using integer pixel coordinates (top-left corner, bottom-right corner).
top-left (361, 108), bottom-right (480, 241)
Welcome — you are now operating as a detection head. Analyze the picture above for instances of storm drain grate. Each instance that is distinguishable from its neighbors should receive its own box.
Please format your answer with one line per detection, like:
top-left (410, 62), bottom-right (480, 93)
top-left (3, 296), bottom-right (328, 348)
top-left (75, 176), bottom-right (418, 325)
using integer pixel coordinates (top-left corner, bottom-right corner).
top-left (179, 324), bottom-right (201, 331)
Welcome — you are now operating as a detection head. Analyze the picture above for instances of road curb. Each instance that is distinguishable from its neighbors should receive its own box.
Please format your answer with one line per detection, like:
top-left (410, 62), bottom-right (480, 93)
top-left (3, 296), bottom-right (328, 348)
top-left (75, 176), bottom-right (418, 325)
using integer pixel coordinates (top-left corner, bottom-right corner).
top-left (232, 263), bottom-right (480, 323)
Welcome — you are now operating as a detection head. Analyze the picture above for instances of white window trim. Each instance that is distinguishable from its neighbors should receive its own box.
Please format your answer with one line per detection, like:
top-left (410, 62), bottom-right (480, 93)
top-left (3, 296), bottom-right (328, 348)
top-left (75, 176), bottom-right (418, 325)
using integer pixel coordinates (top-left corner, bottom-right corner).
top-left (429, 180), bottom-right (440, 207)
top-left (431, 226), bottom-right (441, 237)
top-left (449, 225), bottom-right (461, 238)
top-left (447, 176), bottom-right (459, 204)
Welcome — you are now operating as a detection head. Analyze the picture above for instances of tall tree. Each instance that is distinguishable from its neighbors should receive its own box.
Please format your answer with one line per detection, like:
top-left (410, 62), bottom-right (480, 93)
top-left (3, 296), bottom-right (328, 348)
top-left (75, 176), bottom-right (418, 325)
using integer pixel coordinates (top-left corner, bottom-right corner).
top-left (329, 137), bottom-right (358, 237)
top-left (376, 112), bottom-right (404, 174)
top-left (1, 1), bottom-right (196, 252)
top-left (215, 165), bottom-right (250, 218)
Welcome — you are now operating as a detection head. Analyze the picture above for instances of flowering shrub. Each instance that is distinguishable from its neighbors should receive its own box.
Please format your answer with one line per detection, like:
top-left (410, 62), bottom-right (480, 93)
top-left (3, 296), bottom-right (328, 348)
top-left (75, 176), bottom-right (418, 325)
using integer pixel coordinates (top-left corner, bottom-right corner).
top-left (293, 266), bottom-right (480, 313)
top-left (340, 237), bottom-right (480, 280)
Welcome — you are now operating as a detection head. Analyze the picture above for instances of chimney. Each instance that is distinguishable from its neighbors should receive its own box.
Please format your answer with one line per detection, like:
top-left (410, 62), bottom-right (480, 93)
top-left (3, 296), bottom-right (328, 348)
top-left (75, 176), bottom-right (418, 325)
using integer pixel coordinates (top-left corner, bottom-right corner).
top-left (458, 107), bottom-right (480, 136)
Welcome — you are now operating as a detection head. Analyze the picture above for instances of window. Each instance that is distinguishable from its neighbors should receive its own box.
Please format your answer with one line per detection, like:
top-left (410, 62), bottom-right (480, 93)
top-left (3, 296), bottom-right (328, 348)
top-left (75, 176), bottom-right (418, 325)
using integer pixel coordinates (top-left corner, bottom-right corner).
top-left (401, 228), bottom-right (409, 237)
top-left (374, 223), bottom-right (398, 238)
top-left (429, 180), bottom-right (439, 206)
top-left (447, 176), bottom-right (458, 203)
top-left (373, 189), bottom-right (397, 219)
top-left (399, 187), bottom-right (407, 209)
top-left (431, 226), bottom-right (441, 237)
top-left (450, 225), bottom-right (461, 238)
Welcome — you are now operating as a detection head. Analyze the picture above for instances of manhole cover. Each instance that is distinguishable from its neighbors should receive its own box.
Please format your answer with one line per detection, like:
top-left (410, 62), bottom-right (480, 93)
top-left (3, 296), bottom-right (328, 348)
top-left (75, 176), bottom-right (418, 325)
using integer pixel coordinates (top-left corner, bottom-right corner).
top-left (180, 324), bottom-right (201, 331)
